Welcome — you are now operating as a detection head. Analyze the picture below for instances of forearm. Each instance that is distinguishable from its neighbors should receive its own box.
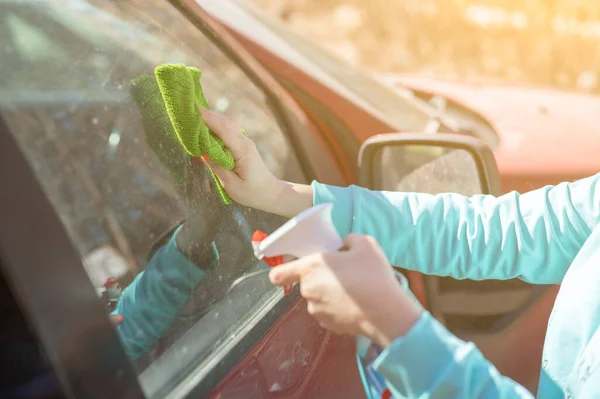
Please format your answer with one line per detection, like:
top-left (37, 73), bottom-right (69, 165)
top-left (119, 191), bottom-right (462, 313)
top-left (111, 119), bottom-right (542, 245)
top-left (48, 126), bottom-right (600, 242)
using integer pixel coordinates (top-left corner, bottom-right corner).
top-left (373, 312), bottom-right (534, 399)
top-left (313, 174), bottom-right (600, 284)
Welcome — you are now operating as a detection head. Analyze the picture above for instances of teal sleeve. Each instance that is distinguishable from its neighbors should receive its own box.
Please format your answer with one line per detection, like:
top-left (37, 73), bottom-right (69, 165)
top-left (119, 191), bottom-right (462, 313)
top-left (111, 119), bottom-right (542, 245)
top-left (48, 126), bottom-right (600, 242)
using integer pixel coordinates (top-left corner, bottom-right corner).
top-left (112, 229), bottom-right (218, 359)
top-left (372, 311), bottom-right (534, 398)
top-left (312, 173), bottom-right (600, 284)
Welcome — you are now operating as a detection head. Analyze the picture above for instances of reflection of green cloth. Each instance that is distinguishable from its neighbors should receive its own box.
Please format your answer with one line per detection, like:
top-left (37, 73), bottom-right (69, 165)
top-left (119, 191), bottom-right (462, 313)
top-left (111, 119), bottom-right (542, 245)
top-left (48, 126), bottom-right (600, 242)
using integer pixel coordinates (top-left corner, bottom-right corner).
top-left (130, 73), bottom-right (190, 184)
top-left (130, 63), bottom-right (233, 204)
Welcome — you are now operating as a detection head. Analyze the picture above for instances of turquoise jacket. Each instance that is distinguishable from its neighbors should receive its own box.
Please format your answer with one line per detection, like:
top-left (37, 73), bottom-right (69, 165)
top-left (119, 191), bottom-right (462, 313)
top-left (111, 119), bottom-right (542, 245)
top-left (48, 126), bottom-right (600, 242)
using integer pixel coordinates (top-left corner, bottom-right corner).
top-left (313, 173), bottom-right (600, 398)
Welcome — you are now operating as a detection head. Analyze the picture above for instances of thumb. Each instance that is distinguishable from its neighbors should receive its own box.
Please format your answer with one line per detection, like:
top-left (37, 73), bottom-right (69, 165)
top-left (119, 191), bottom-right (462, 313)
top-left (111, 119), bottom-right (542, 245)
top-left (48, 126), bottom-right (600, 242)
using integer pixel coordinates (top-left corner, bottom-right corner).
top-left (269, 257), bottom-right (313, 287)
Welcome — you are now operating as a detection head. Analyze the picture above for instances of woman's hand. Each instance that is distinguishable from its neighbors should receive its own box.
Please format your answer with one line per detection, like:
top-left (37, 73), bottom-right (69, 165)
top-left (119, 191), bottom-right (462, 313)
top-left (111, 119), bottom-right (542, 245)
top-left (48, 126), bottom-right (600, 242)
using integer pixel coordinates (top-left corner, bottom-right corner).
top-left (199, 109), bottom-right (313, 217)
top-left (269, 234), bottom-right (423, 348)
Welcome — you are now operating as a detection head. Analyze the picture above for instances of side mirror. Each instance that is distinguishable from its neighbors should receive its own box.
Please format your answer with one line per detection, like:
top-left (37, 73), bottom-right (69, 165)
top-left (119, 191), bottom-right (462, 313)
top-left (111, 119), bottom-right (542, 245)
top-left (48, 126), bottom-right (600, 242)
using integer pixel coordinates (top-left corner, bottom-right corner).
top-left (358, 133), bottom-right (502, 197)
top-left (358, 133), bottom-right (547, 337)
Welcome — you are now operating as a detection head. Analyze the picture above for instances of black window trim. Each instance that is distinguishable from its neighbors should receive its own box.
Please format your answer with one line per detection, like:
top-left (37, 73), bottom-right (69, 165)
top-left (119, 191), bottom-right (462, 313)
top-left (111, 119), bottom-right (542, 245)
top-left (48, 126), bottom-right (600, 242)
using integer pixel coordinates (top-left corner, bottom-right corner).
top-left (0, 114), bottom-right (145, 398)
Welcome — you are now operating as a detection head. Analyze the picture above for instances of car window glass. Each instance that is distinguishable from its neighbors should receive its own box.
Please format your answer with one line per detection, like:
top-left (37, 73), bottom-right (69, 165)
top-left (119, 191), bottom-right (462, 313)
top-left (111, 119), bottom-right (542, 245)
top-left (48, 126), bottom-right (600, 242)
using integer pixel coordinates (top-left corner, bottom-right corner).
top-left (6, 13), bottom-right (66, 60)
top-left (0, 0), bottom-right (308, 395)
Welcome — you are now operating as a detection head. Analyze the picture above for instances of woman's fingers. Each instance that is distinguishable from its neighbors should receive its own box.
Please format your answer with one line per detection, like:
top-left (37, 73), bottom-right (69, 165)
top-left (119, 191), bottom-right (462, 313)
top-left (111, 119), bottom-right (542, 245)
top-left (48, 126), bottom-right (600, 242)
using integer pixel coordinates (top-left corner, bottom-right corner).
top-left (191, 154), bottom-right (237, 188)
top-left (202, 109), bottom-right (247, 157)
top-left (269, 255), bottom-right (318, 286)
top-left (204, 156), bottom-right (233, 180)
top-left (269, 263), bottom-right (302, 287)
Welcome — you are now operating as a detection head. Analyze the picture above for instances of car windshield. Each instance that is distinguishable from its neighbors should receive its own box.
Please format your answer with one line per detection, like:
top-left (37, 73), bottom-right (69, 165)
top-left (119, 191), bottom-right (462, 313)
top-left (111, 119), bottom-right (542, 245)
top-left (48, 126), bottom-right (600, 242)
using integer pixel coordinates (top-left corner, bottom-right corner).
top-left (236, 0), bottom-right (440, 133)
top-left (1, 0), bottom-right (308, 396)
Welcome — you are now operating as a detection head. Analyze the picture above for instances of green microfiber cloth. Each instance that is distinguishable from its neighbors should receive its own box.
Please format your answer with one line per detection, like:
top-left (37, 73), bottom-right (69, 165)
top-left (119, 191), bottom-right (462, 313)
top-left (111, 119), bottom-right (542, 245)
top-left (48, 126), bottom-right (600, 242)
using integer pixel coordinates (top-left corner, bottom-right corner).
top-left (130, 64), bottom-right (237, 205)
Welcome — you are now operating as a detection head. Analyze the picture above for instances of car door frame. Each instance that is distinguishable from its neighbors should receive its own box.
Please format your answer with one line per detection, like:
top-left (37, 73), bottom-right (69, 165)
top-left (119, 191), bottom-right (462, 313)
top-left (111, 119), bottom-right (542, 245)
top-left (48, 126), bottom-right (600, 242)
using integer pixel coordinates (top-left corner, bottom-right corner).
top-left (0, 114), bottom-right (145, 398)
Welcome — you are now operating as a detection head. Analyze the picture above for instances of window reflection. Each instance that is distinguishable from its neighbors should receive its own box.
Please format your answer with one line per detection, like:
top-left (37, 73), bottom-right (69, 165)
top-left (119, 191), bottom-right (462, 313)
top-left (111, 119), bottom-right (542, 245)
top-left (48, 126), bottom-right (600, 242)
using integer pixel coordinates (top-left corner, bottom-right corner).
top-left (376, 145), bottom-right (482, 196)
top-left (1, 0), bottom-right (307, 394)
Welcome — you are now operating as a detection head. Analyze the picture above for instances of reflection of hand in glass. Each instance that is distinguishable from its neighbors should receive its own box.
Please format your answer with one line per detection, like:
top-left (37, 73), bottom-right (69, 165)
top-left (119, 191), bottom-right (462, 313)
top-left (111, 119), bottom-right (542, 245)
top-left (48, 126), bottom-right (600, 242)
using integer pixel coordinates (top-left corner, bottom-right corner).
top-left (110, 314), bottom-right (124, 326)
top-left (112, 155), bottom-right (224, 360)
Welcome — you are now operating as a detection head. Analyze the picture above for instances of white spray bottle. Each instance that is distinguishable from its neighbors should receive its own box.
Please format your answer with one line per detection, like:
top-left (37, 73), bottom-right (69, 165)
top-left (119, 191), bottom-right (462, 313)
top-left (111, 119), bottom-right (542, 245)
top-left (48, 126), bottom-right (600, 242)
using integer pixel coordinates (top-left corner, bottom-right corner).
top-left (252, 203), bottom-right (343, 260)
top-left (253, 202), bottom-right (404, 399)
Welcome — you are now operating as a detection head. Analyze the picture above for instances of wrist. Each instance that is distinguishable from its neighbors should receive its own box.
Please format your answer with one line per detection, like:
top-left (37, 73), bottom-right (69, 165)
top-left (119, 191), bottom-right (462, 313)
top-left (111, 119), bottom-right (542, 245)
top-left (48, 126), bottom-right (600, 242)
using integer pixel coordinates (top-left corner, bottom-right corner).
top-left (364, 289), bottom-right (423, 348)
top-left (266, 180), bottom-right (314, 218)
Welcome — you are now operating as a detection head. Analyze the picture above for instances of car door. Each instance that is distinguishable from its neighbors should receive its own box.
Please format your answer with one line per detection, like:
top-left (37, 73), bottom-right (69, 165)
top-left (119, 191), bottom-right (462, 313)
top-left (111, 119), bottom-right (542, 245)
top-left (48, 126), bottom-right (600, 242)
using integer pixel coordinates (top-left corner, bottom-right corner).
top-left (0, 0), bottom-right (359, 397)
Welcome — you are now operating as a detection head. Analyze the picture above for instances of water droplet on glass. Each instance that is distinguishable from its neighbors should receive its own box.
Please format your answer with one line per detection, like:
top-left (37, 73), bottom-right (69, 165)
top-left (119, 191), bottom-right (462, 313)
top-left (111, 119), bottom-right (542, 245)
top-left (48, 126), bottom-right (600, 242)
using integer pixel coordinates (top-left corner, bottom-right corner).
top-left (108, 132), bottom-right (121, 147)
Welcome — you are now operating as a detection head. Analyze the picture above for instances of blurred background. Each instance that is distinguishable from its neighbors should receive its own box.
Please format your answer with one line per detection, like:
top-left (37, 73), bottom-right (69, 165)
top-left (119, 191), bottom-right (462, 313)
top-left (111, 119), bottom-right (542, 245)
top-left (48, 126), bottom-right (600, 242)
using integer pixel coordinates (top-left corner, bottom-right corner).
top-left (250, 0), bottom-right (600, 93)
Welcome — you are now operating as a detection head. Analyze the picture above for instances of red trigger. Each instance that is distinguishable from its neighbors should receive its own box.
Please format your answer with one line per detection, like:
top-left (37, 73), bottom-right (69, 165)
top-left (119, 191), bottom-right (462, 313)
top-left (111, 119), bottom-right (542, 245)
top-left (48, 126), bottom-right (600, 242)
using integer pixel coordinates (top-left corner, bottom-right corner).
top-left (252, 230), bottom-right (291, 294)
